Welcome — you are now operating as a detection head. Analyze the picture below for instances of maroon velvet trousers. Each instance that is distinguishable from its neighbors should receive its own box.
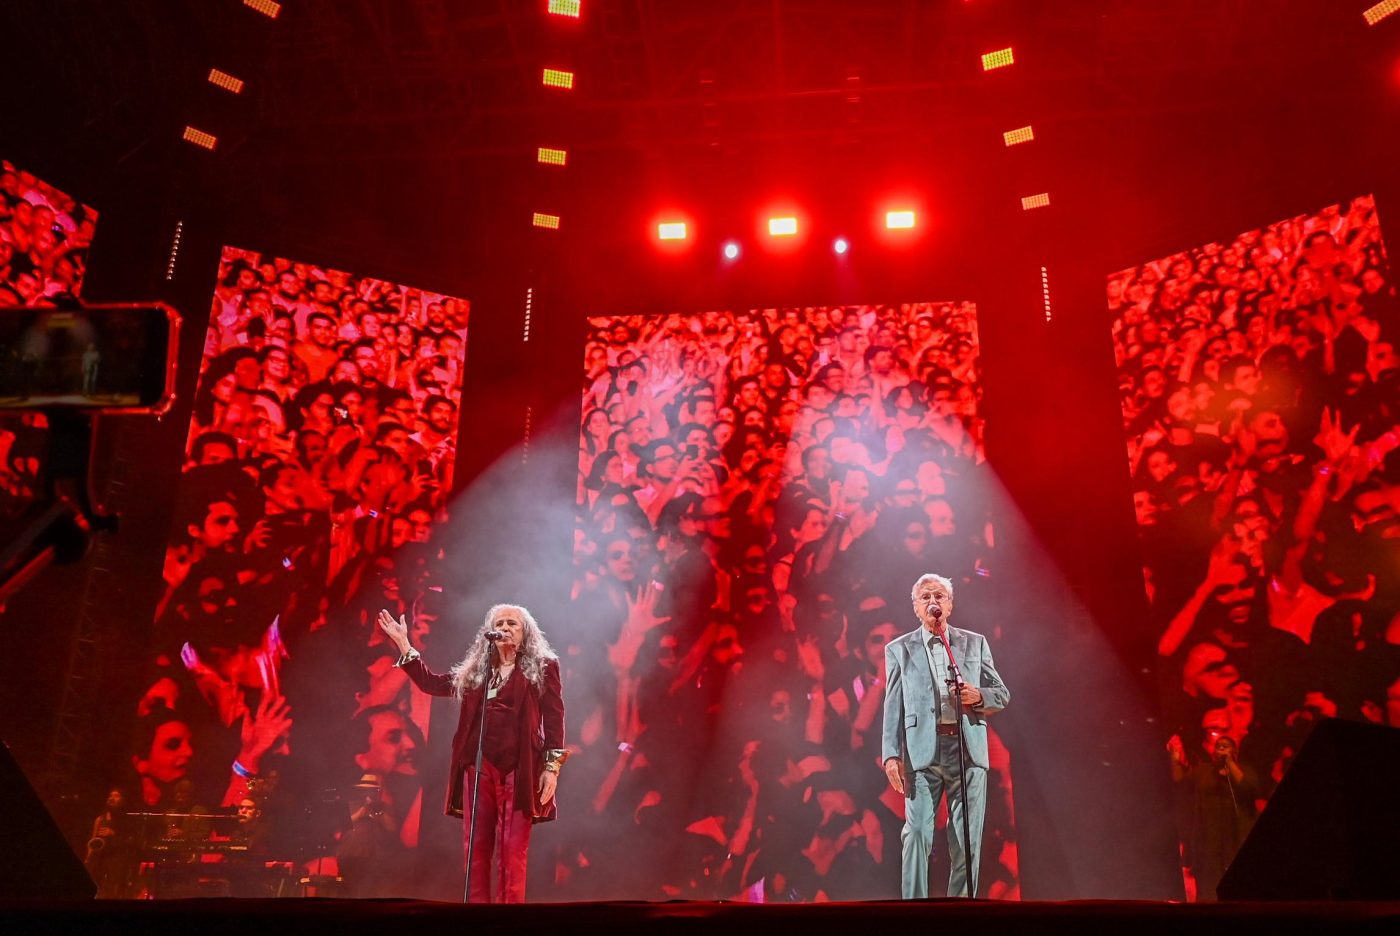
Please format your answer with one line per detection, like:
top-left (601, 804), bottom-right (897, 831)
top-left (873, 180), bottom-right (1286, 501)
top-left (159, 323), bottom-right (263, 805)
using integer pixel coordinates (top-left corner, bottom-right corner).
top-left (463, 761), bottom-right (532, 903)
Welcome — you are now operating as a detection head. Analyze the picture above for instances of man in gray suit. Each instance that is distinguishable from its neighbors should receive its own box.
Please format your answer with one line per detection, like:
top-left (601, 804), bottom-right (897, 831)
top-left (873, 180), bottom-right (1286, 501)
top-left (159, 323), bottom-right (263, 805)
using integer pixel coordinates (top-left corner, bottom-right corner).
top-left (882, 572), bottom-right (1010, 898)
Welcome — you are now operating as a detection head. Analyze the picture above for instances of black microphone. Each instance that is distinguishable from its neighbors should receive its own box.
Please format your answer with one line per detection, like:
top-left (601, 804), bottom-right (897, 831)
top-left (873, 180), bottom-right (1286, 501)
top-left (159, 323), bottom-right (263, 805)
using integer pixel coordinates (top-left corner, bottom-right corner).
top-left (485, 630), bottom-right (505, 642)
top-left (929, 604), bottom-right (942, 619)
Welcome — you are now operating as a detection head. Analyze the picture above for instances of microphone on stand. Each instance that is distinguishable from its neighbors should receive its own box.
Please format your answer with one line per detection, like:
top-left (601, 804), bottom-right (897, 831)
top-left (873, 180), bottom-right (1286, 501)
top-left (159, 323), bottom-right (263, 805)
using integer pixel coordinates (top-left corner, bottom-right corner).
top-left (485, 630), bottom-right (506, 642)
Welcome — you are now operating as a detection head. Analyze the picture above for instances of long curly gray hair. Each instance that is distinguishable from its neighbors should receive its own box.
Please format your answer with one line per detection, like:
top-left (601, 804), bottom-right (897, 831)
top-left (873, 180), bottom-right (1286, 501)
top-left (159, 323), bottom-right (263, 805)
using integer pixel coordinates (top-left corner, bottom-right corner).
top-left (449, 603), bottom-right (557, 698)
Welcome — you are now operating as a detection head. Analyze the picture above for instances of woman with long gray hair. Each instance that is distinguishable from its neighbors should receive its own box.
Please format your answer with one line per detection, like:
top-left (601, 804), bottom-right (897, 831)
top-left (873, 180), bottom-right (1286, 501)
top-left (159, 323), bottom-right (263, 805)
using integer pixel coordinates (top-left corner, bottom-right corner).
top-left (378, 602), bottom-right (565, 903)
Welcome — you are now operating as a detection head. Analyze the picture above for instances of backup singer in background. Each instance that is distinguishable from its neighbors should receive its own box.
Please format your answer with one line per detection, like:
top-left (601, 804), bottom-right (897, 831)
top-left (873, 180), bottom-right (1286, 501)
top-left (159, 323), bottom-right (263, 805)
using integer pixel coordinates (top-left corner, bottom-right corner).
top-left (882, 573), bottom-right (1010, 898)
top-left (378, 603), bottom-right (566, 903)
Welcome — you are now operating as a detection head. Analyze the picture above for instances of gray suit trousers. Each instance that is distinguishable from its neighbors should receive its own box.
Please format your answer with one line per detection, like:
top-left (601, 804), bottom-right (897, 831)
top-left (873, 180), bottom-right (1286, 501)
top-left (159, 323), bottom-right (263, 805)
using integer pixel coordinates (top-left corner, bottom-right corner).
top-left (901, 732), bottom-right (987, 899)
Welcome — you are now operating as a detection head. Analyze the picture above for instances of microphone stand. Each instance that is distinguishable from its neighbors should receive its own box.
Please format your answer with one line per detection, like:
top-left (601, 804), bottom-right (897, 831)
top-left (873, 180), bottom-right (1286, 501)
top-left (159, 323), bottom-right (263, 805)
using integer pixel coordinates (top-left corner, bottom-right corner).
top-left (940, 629), bottom-right (975, 898)
top-left (462, 640), bottom-right (495, 904)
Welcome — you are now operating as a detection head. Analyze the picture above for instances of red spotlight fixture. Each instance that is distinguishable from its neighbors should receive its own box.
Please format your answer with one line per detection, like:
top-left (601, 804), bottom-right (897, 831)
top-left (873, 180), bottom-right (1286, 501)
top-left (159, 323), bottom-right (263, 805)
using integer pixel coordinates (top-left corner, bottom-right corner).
top-left (757, 203), bottom-right (807, 251)
top-left (548, 0), bottom-right (582, 18)
top-left (207, 68), bottom-right (245, 94)
top-left (650, 210), bottom-right (695, 252)
top-left (981, 47), bottom-right (1015, 71)
top-left (1021, 193), bottom-right (1050, 211)
top-left (723, 242), bottom-right (740, 261)
top-left (182, 126), bottom-right (218, 150)
top-left (532, 212), bottom-right (561, 230)
top-left (542, 68), bottom-right (575, 89)
top-left (833, 238), bottom-right (849, 255)
top-left (885, 210), bottom-right (916, 230)
top-left (1364, 1), bottom-right (1399, 26)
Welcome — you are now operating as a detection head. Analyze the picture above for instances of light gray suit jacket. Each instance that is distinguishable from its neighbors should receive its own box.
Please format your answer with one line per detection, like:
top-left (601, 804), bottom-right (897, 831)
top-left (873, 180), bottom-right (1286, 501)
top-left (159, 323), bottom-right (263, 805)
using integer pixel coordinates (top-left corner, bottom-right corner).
top-left (881, 624), bottom-right (1010, 774)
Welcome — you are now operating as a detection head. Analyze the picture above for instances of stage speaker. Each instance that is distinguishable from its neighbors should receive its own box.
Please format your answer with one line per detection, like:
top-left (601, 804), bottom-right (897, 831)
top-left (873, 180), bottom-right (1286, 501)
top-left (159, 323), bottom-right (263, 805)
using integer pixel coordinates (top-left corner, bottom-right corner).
top-left (1217, 718), bottom-right (1400, 900)
top-left (0, 740), bottom-right (95, 899)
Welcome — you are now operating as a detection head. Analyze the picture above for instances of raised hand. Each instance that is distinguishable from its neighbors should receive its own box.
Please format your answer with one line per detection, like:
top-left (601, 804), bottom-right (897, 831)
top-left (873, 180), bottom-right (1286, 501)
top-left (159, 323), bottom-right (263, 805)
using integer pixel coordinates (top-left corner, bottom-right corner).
top-left (376, 609), bottom-right (412, 654)
top-left (1229, 412), bottom-right (1257, 465)
top-left (624, 583), bottom-right (671, 635)
top-left (1314, 406), bottom-right (1359, 465)
top-left (244, 518), bottom-right (273, 553)
top-left (795, 635), bottom-right (825, 682)
top-left (238, 693), bottom-right (292, 772)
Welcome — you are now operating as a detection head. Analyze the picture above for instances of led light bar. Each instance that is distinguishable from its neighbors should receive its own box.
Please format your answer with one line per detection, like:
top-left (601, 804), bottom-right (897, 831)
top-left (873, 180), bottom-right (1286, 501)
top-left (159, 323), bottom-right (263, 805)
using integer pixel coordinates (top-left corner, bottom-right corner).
top-left (208, 68), bottom-right (245, 94)
top-left (183, 126), bottom-right (218, 150)
top-left (542, 68), bottom-right (575, 90)
top-left (1003, 125), bottom-right (1035, 146)
top-left (1364, 1), bottom-right (1399, 26)
top-left (981, 47), bottom-right (1015, 71)
top-left (243, 0), bottom-right (281, 19)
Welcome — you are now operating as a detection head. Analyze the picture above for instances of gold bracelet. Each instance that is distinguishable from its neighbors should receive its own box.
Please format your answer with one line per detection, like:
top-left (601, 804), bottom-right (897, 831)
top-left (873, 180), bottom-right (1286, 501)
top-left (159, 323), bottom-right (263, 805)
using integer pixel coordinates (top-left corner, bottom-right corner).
top-left (543, 748), bottom-right (570, 774)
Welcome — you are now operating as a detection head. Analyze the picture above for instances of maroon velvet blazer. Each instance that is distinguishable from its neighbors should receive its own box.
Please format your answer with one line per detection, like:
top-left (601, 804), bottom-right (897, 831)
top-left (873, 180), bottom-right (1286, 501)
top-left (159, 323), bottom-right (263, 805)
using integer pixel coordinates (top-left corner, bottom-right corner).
top-left (401, 655), bottom-right (564, 823)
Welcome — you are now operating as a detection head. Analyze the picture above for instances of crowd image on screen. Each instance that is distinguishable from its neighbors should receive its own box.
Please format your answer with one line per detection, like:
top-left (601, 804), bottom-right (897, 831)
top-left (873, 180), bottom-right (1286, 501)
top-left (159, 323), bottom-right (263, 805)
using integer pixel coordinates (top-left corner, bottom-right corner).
top-left (558, 302), bottom-right (1019, 901)
top-left (0, 159), bottom-right (98, 516)
top-left (98, 246), bottom-right (469, 895)
top-left (1110, 195), bottom-right (1400, 899)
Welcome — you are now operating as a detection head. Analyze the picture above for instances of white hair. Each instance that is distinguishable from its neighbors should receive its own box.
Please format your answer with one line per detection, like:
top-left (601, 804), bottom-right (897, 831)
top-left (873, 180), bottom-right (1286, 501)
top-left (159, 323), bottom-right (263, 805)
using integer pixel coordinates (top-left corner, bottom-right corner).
top-left (911, 572), bottom-right (954, 605)
top-left (449, 603), bottom-right (557, 698)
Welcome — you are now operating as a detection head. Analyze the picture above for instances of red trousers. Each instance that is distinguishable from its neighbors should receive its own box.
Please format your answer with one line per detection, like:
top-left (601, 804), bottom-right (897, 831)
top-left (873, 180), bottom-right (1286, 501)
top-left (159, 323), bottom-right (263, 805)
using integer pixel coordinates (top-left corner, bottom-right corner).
top-left (463, 761), bottom-right (532, 903)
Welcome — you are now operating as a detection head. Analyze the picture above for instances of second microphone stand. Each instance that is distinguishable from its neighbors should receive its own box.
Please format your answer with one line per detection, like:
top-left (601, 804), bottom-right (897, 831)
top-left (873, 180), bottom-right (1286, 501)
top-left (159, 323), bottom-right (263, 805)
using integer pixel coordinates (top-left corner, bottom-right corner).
top-left (462, 640), bottom-right (495, 904)
top-left (941, 631), bottom-right (976, 898)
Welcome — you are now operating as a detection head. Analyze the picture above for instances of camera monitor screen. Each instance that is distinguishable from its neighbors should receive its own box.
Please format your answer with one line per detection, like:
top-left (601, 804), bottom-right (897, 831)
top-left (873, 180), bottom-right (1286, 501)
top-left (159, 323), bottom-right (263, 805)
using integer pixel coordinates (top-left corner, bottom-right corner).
top-left (0, 304), bottom-right (177, 411)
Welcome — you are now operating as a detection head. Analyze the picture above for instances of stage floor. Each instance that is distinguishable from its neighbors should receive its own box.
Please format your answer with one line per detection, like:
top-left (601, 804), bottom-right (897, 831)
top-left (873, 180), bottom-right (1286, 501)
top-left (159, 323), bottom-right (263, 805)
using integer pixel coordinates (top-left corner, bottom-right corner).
top-left (2, 899), bottom-right (1397, 935)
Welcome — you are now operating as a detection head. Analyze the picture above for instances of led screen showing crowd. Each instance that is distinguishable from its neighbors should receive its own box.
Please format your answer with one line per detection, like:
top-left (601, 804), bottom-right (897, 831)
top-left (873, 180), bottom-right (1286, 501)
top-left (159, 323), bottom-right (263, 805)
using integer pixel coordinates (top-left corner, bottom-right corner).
top-left (0, 159), bottom-right (98, 516)
top-left (560, 302), bottom-right (1019, 901)
top-left (1110, 194), bottom-right (1400, 900)
top-left (94, 246), bottom-right (469, 897)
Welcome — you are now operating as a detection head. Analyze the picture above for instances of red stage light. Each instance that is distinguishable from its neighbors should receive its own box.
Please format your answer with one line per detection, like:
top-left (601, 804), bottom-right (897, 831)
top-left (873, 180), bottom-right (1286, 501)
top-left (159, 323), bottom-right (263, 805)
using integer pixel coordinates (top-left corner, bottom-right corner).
top-left (1021, 193), bottom-right (1050, 211)
top-left (208, 68), bottom-right (245, 94)
top-left (768, 217), bottom-right (798, 237)
top-left (243, 0), bottom-right (281, 19)
top-left (182, 126), bottom-right (218, 150)
top-left (537, 147), bottom-right (568, 166)
top-left (548, 0), bottom-right (582, 17)
top-left (981, 47), bottom-right (1014, 71)
top-left (833, 238), bottom-right (849, 255)
top-left (1364, 1), bottom-right (1399, 26)
top-left (650, 210), bottom-right (695, 252)
top-left (885, 210), bottom-right (916, 230)
top-left (542, 68), bottom-right (575, 89)
top-left (723, 242), bottom-right (740, 260)
top-left (532, 212), bottom-right (561, 229)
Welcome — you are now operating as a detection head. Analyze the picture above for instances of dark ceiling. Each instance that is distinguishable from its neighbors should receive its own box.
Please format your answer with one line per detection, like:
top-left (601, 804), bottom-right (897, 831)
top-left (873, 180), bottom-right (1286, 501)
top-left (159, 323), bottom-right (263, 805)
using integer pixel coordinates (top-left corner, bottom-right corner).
top-left (5, 2), bottom-right (1388, 171)
top-left (2, 1), bottom-right (1396, 283)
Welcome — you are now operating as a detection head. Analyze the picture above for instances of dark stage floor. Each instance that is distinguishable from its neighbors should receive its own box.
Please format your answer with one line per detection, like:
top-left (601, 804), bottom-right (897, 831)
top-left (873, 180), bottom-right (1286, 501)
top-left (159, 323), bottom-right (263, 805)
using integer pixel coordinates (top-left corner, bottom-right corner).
top-left (1, 899), bottom-right (1397, 935)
